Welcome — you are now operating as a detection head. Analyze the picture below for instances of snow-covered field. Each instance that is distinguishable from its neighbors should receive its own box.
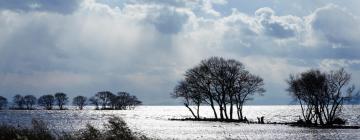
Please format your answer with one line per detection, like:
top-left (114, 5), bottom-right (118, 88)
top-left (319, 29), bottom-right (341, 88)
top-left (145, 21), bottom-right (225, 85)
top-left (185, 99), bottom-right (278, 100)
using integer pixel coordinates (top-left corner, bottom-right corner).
top-left (0, 105), bottom-right (359, 139)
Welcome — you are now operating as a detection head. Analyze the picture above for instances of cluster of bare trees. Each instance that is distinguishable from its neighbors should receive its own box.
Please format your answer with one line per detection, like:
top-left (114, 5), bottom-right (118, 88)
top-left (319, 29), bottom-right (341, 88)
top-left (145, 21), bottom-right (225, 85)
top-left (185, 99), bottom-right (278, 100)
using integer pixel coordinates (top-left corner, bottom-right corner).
top-left (11, 93), bottom-right (69, 110)
top-left (89, 91), bottom-right (142, 110)
top-left (72, 96), bottom-right (87, 110)
top-left (287, 68), bottom-right (359, 125)
top-left (172, 57), bottom-right (265, 120)
top-left (0, 91), bottom-right (141, 110)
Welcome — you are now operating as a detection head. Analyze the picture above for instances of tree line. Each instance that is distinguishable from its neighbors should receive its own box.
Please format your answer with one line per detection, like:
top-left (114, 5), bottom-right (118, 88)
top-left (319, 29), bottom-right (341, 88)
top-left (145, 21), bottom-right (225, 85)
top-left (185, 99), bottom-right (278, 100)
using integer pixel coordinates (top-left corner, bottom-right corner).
top-left (172, 56), bottom-right (359, 126)
top-left (0, 91), bottom-right (141, 110)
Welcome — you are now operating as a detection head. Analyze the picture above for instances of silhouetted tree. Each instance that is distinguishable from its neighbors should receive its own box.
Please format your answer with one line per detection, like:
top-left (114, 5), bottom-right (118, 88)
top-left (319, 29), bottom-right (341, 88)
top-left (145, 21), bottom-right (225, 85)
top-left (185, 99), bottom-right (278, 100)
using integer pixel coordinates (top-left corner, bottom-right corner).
top-left (0, 96), bottom-right (7, 110)
top-left (61, 92), bottom-right (141, 110)
top-left (38, 95), bottom-right (55, 110)
top-left (73, 96), bottom-right (87, 110)
top-left (172, 56), bottom-right (265, 120)
top-left (111, 92), bottom-right (142, 110)
top-left (89, 96), bottom-right (100, 110)
top-left (234, 73), bottom-right (265, 120)
top-left (287, 68), bottom-right (359, 125)
top-left (183, 64), bottom-right (214, 119)
top-left (55, 92), bottom-right (68, 110)
top-left (13, 94), bottom-right (25, 109)
top-left (96, 91), bottom-right (115, 109)
top-left (172, 80), bottom-right (201, 119)
top-left (202, 57), bottom-right (246, 120)
top-left (24, 95), bottom-right (37, 110)
top-left (126, 94), bottom-right (142, 109)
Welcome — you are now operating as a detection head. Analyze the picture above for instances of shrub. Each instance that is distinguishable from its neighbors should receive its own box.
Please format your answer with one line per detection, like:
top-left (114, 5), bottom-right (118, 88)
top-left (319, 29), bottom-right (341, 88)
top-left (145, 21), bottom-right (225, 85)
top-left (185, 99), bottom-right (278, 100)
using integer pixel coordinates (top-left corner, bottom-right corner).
top-left (0, 117), bottom-right (149, 140)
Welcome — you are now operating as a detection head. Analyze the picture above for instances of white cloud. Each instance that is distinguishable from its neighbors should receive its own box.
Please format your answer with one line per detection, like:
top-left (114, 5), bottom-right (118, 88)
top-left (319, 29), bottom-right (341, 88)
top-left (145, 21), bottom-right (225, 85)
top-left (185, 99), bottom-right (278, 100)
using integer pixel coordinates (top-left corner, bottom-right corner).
top-left (308, 4), bottom-right (360, 48)
top-left (320, 59), bottom-right (360, 70)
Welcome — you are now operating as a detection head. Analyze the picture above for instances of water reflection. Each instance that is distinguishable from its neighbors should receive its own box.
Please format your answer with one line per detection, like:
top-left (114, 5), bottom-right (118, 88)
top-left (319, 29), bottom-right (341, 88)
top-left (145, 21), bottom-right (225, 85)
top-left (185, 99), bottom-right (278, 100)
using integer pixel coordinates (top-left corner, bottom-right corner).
top-left (0, 105), bottom-right (359, 139)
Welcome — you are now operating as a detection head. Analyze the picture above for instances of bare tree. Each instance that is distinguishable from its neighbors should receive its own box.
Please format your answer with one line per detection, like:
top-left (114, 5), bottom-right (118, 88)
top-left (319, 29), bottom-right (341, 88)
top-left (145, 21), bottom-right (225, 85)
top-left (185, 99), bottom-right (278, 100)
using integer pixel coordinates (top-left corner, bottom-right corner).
top-left (172, 80), bottom-right (199, 119)
top-left (127, 95), bottom-right (142, 109)
top-left (24, 95), bottom-right (37, 110)
top-left (96, 91), bottom-right (115, 109)
top-left (287, 68), bottom-right (358, 125)
top-left (234, 73), bottom-right (265, 120)
top-left (323, 68), bottom-right (358, 125)
top-left (184, 64), bottom-right (217, 119)
top-left (89, 96), bottom-right (100, 110)
top-left (0, 96), bottom-right (7, 110)
top-left (38, 95), bottom-right (55, 110)
top-left (111, 92), bottom-right (142, 110)
top-left (172, 56), bottom-right (265, 120)
top-left (13, 94), bottom-right (25, 109)
top-left (73, 96), bottom-right (87, 110)
top-left (55, 92), bottom-right (68, 110)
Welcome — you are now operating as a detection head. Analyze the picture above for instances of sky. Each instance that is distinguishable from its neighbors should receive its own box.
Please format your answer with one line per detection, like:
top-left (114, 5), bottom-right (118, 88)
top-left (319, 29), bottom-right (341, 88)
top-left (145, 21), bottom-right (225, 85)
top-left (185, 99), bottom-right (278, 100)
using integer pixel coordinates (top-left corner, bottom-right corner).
top-left (0, 0), bottom-right (359, 105)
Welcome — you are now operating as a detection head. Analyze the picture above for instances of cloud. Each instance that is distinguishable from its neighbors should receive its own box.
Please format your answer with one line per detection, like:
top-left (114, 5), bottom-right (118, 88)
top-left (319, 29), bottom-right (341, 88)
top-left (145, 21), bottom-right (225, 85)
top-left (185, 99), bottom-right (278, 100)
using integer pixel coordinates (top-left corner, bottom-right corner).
top-left (127, 0), bottom-right (187, 7)
top-left (0, 11), bottom-right (67, 74)
top-left (255, 7), bottom-right (303, 38)
top-left (142, 7), bottom-right (190, 34)
top-left (309, 4), bottom-right (360, 48)
top-left (0, 0), bottom-right (82, 14)
top-left (320, 59), bottom-right (360, 70)
top-left (0, 1), bottom-right (359, 105)
top-left (121, 3), bottom-right (191, 34)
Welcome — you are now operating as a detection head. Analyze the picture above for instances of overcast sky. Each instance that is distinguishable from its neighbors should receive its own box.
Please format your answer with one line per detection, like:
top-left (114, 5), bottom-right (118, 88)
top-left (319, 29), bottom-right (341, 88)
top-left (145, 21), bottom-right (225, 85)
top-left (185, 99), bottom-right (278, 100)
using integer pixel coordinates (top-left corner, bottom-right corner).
top-left (0, 0), bottom-right (359, 105)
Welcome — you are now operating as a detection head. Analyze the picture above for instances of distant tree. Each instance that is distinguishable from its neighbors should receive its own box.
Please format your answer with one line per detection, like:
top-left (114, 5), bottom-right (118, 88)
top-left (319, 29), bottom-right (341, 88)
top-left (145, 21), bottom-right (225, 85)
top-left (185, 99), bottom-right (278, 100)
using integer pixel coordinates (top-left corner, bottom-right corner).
top-left (287, 68), bottom-right (359, 125)
top-left (38, 95), bottom-right (55, 110)
top-left (54, 92), bottom-right (68, 110)
top-left (89, 91), bottom-right (141, 110)
top-left (89, 96), bottom-right (100, 110)
top-left (0, 96), bottom-right (7, 110)
top-left (13, 94), bottom-right (25, 109)
top-left (73, 96), bottom-right (87, 110)
top-left (112, 92), bottom-right (142, 110)
top-left (24, 95), bottom-right (37, 110)
top-left (126, 94), bottom-right (142, 109)
top-left (95, 91), bottom-right (115, 109)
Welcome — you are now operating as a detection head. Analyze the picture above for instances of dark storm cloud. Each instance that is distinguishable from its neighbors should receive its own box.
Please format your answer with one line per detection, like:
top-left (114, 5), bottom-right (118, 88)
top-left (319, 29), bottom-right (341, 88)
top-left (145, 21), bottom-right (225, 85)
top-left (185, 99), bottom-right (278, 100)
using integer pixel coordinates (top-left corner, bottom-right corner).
top-left (0, 0), bottom-right (82, 14)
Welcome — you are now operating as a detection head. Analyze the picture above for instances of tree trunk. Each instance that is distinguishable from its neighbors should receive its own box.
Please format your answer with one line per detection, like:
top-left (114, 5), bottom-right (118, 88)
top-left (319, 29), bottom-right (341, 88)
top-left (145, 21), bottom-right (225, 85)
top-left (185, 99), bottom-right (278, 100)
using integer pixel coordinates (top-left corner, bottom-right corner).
top-left (219, 105), bottom-right (224, 120)
top-left (223, 103), bottom-right (229, 120)
top-left (315, 106), bottom-right (324, 125)
top-left (197, 104), bottom-right (200, 119)
top-left (210, 100), bottom-right (218, 119)
top-left (185, 104), bottom-right (197, 119)
top-left (230, 96), bottom-right (233, 120)
top-left (236, 105), bottom-right (241, 120)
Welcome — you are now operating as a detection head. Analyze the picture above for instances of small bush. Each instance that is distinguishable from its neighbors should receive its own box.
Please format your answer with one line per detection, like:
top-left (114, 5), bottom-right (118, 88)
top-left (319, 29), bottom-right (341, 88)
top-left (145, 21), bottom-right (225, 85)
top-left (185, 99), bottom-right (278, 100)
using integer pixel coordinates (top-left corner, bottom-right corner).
top-left (332, 117), bottom-right (346, 125)
top-left (0, 119), bottom-right (54, 140)
top-left (77, 124), bottom-right (102, 140)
